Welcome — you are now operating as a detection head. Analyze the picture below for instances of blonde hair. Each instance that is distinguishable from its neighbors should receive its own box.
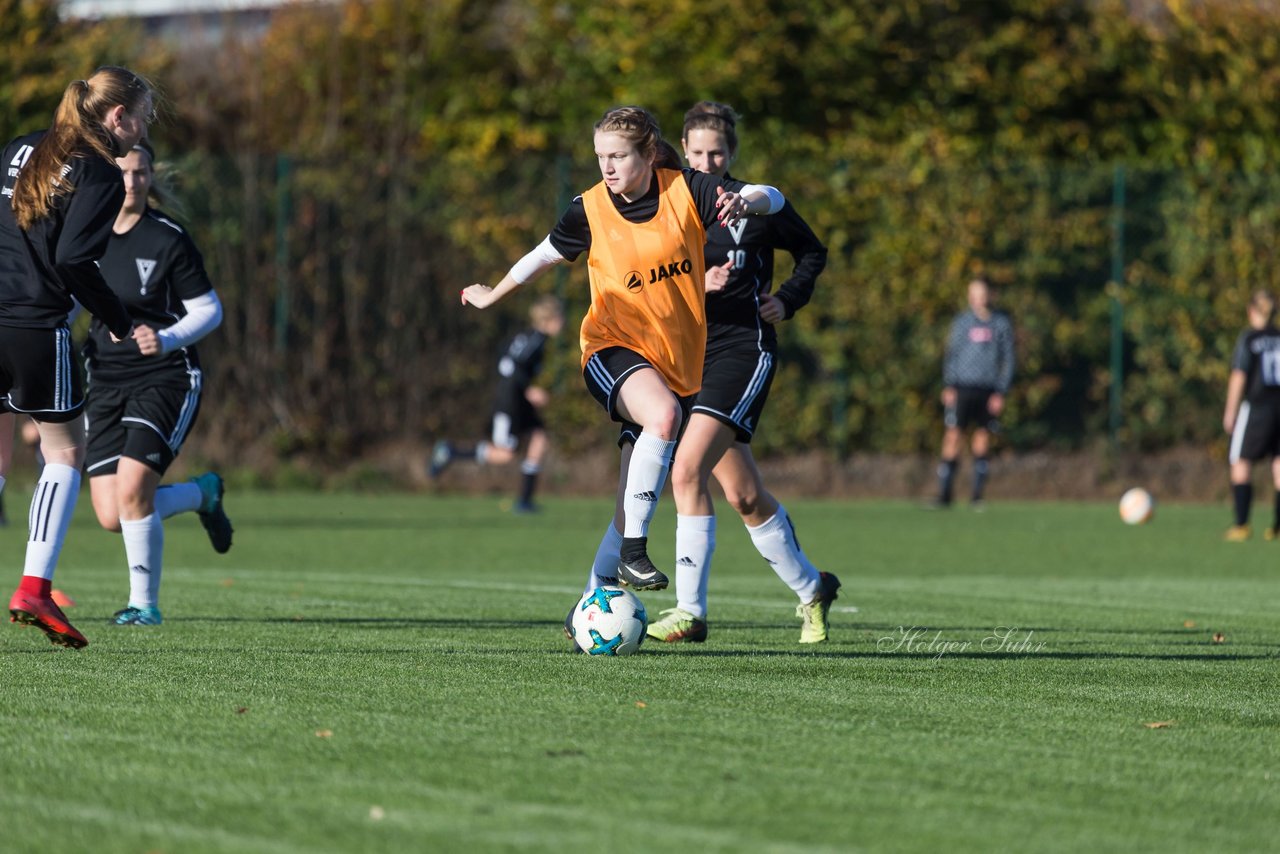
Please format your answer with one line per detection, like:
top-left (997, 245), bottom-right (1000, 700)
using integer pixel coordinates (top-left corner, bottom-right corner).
top-left (13, 66), bottom-right (154, 229)
top-left (530, 294), bottom-right (564, 326)
top-left (127, 138), bottom-right (184, 218)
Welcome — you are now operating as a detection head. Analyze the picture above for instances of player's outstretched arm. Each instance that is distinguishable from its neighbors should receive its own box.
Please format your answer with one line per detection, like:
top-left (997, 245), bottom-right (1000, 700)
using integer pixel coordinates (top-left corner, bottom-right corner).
top-left (461, 274), bottom-right (521, 310)
top-left (462, 236), bottom-right (567, 310)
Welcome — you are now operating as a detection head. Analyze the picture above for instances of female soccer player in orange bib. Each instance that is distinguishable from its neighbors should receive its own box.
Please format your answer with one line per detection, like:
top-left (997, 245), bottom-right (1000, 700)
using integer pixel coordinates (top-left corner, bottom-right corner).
top-left (461, 105), bottom-right (782, 599)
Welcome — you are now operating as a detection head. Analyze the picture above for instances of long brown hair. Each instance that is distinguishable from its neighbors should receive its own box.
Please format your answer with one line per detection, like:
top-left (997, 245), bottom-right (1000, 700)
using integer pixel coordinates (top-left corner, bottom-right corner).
top-left (13, 66), bottom-right (153, 229)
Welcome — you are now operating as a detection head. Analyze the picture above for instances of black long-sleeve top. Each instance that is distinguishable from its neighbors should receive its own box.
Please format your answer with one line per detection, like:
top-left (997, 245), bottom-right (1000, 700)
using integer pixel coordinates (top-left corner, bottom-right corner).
top-left (0, 131), bottom-right (132, 338)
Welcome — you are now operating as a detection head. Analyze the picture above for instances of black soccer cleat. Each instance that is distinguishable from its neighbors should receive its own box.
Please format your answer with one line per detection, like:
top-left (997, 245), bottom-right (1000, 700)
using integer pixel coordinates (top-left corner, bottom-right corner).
top-left (615, 537), bottom-right (669, 591)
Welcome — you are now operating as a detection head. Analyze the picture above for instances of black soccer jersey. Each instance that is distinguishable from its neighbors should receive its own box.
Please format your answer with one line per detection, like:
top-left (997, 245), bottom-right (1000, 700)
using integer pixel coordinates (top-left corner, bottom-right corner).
top-left (702, 173), bottom-right (826, 347)
top-left (84, 207), bottom-right (213, 383)
top-left (1231, 326), bottom-right (1280, 403)
top-left (492, 327), bottom-right (548, 413)
top-left (0, 131), bottom-right (132, 337)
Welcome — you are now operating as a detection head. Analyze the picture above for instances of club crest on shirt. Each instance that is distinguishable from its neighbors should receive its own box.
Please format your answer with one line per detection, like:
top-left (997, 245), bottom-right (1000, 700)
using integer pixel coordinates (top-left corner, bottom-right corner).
top-left (726, 218), bottom-right (748, 245)
top-left (136, 258), bottom-right (157, 294)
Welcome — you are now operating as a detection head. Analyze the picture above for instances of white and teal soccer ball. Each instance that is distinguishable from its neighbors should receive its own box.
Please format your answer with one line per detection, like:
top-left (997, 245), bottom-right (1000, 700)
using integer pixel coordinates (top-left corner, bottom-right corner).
top-left (1119, 487), bottom-right (1155, 525)
top-left (570, 586), bottom-right (648, 656)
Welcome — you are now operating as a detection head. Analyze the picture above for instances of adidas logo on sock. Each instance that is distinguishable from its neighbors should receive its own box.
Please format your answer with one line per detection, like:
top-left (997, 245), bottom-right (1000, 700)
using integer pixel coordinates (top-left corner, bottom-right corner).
top-left (632, 491), bottom-right (658, 502)
top-left (677, 556), bottom-right (697, 567)
top-left (131, 564), bottom-right (150, 575)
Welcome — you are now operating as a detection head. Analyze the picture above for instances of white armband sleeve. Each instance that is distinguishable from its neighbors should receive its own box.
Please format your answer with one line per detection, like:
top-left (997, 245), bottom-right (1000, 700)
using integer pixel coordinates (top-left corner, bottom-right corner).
top-left (158, 291), bottom-right (224, 355)
top-left (741, 184), bottom-right (785, 215)
top-left (508, 236), bottom-right (567, 285)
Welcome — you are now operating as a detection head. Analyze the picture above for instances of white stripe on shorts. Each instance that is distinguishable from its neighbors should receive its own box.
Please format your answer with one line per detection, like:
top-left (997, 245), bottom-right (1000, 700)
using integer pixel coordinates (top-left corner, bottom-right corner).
top-left (729, 351), bottom-right (774, 425)
top-left (1229, 401), bottom-right (1251, 465)
top-left (585, 353), bottom-right (615, 396)
top-left (167, 366), bottom-right (203, 451)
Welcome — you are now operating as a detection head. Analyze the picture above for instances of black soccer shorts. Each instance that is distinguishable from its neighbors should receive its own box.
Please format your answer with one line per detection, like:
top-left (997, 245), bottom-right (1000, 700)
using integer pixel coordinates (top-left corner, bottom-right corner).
top-left (1229, 400), bottom-right (1280, 463)
top-left (945, 385), bottom-right (1000, 433)
top-left (0, 326), bottom-right (84, 423)
top-left (85, 374), bottom-right (203, 476)
top-left (583, 346), bottom-right (692, 448)
top-left (691, 339), bottom-right (777, 444)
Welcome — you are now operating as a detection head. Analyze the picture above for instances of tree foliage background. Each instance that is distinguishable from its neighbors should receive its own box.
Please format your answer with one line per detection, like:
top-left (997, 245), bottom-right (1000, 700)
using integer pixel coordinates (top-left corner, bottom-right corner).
top-left (5, 0), bottom-right (1280, 480)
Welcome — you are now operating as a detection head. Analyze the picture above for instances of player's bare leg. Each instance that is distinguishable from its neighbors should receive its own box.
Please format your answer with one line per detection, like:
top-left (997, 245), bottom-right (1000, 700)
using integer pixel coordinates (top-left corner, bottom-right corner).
top-left (9, 419), bottom-right (88, 648)
top-left (610, 369), bottom-right (679, 591)
top-left (714, 442), bottom-right (839, 642)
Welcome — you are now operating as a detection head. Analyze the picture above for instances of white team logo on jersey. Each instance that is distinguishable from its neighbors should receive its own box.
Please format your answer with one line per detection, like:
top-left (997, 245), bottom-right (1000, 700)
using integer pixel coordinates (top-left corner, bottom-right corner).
top-left (726, 218), bottom-right (748, 245)
top-left (136, 259), bottom-right (157, 294)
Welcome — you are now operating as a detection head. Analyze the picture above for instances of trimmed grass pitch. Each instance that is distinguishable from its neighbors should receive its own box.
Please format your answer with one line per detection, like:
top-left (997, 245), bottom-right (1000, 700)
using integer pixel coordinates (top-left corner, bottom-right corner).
top-left (2, 491), bottom-right (1277, 852)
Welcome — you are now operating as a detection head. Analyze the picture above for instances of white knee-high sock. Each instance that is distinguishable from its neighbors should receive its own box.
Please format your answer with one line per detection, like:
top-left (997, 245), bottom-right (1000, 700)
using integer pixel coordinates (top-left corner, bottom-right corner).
top-left (622, 432), bottom-right (675, 539)
top-left (584, 521), bottom-right (624, 594)
top-left (23, 463), bottom-right (81, 581)
top-left (747, 504), bottom-right (822, 603)
top-left (675, 514), bottom-right (715, 618)
top-left (121, 514), bottom-right (164, 608)
top-left (154, 482), bottom-right (202, 519)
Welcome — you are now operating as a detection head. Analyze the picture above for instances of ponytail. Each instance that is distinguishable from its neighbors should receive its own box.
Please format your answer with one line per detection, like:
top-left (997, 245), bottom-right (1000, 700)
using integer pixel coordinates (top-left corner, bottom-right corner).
top-left (13, 66), bottom-right (153, 229)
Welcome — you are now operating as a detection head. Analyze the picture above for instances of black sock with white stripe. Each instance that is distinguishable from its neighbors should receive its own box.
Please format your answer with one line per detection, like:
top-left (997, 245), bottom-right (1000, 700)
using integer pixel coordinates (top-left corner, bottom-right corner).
top-left (22, 463), bottom-right (81, 582)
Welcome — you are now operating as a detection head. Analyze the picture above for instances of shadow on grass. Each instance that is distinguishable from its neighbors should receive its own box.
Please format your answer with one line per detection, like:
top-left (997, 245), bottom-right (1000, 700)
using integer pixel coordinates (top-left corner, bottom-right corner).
top-left (70, 615), bottom-right (1270, 663)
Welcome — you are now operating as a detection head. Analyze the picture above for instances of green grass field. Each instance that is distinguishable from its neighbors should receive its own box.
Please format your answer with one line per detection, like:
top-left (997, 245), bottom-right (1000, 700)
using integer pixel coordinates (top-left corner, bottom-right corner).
top-left (1, 491), bottom-right (1277, 853)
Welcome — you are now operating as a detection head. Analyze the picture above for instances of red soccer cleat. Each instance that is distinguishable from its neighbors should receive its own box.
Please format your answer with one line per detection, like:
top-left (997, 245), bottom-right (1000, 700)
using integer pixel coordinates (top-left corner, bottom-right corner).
top-left (9, 588), bottom-right (88, 649)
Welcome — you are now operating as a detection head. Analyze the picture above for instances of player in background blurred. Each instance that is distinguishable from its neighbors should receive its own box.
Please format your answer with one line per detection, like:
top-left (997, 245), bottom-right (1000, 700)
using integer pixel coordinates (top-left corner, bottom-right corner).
top-left (430, 294), bottom-right (565, 513)
top-left (1222, 289), bottom-right (1280, 541)
top-left (84, 138), bottom-right (232, 627)
top-left (645, 100), bottom-right (841, 645)
top-left (931, 277), bottom-right (1015, 510)
top-left (460, 106), bottom-right (783, 606)
top-left (2, 67), bottom-right (151, 648)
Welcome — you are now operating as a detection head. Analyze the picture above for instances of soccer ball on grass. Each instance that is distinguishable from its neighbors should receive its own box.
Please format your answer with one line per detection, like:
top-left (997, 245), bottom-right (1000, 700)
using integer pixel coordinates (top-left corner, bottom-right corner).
top-left (1118, 487), bottom-right (1155, 525)
top-left (570, 586), bottom-right (647, 656)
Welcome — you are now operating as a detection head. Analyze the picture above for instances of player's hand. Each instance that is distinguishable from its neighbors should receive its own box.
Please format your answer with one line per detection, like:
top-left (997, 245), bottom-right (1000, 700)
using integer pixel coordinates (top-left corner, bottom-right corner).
top-left (941, 387), bottom-right (957, 408)
top-left (715, 186), bottom-right (749, 226)
top-left (758, 294), bottom-right (785, 324)
top-left (988, 392), bottom-right (1005, 417)
top-left (132, 323), bottom-right (161, 356)
top-left (1224, 411), bottom-right (1236, 434)
top-left (461, 284), bottom-right (496, 309)
top-left (705, 257), bottom-right (733, 294)
top-left (109, 322), bottom-right (135, 345)
top-left (526, 386), bottom-right (550, 408)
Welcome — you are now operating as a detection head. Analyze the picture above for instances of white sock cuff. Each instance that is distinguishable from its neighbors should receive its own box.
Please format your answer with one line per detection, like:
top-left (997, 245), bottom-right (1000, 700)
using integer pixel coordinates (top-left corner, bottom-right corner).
top-left (155, 482), bottom-right (203, 518)
top-left (633, 431), bottom-right (676, 462)
top-left (677, 514), bottom-right (716, 534)
top-left (120, 512), bottom-right (161, 532)
top-left (746, 508), bottom-right (785, 535)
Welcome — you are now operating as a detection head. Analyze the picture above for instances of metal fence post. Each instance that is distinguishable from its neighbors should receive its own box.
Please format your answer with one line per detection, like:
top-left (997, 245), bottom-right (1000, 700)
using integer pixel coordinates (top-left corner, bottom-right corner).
top-left (1109, 163), bottom-right (1126, 450)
